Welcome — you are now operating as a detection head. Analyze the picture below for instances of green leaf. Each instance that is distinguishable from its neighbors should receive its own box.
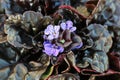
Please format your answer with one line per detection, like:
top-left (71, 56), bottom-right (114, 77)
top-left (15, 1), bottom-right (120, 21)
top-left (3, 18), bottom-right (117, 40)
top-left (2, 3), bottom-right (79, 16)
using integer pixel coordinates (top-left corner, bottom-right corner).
top-left (40, 66), bottom-right (54, 80)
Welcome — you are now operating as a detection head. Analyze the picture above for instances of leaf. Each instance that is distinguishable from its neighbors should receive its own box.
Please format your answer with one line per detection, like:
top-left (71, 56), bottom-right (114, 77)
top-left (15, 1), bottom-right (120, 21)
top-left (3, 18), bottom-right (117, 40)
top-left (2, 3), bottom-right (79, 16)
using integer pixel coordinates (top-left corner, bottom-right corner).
top-left (0, 67), bottom-right (10, 80)
top-left (0, 34), bottom-right (7, 43)
top-left (62, 56), bottom-right (71, 73)
top-left (4, 47), bottom-right (18, 61)
top-left (108, 52), bottom-right (120, 71)
top-left (29, 61), bottom-right (43, 70)
top-left (102, 0), bottom-right (116, 20)
top-left (87, 24), bottom-right (113, 53)
top-left (25, 70), bottom-right (47, 80)
top-left (70, 33), bottom-right (82, 50)
top-left (25, 65), bottom-right (50, 80)
top-left (93, 37), bottom-right (113, 53)
top-left (0, 59), bottom-right (10, 69)
top-left (24, 54), bottom-right (50, 80)
top-left (81, 69), bottom-right (120, 76)
top-left (0, 45), bottom-right (19, 64)
top-left (48, 73), bottom-right (79, 80)
top-left (40, 16), bottom-right (52, 26)
top-left (8, 63), bottom-right (28, 80)
top-left (66, 51), bottom-right (80, 73)
top-left (59, 5), bottom-right (87, 20)
top-left (0, 0), bottom-right (12, 14)
top-left (83, 50), bottom-right (109, 73)
top-left (76, 5), bottom-right (90, 17)
top-left (110, 1), bottom-right (120, 27)
top-left (0, 14), bottom-right (7, 43)
top-left (4, 24), bottom-right (33, 49)
top-left (28, 54), bottom-right (50, 70)
top-left (14, 0), bottom-right (40, 11)
top-left (77, 60), bottom-right (89, 68)
top-left (38, 54), bottom-right (50, 66)
top-left (40, 66), bottom-right (54, 80)
top-left (23, 11), bottom-right (43, 27)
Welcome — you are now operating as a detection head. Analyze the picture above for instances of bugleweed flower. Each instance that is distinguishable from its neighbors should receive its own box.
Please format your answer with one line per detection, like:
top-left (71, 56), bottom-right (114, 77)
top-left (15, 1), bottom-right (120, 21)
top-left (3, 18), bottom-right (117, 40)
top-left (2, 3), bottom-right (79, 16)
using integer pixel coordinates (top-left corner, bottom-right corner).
top-left (60, 20), bottom-right (76, 32)
top-left (44, 25), bottom-right (60, 40)
top-left (43, 20), bottom-right (83, 56)
top-left (57, 20), bottom-right (82, 50)
top-left (43, 41), bottom-right (64, 56)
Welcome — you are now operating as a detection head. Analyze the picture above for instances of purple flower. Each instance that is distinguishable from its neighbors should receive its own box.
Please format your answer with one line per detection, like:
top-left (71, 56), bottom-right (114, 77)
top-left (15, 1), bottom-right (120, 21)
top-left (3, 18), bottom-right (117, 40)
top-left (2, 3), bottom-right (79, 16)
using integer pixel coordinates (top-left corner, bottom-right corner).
top-left (43, 41), bottom-right (64, 56)
top-left (44, 25), bottom-right (60, 40)
top-left (60, 20), bottom-right (76, 32)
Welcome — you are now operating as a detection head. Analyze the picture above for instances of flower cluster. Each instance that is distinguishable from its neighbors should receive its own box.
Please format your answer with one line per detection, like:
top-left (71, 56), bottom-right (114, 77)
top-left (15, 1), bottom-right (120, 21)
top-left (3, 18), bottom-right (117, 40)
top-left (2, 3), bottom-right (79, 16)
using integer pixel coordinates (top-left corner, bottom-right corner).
top-left (43, 20), bottom-right (83, 56)
top-left (44, 25), bottom-right (60, 40)
top-left (43, 41), bottom-right (64, 56)
top-left (60, 20), bottom-right (76, 32)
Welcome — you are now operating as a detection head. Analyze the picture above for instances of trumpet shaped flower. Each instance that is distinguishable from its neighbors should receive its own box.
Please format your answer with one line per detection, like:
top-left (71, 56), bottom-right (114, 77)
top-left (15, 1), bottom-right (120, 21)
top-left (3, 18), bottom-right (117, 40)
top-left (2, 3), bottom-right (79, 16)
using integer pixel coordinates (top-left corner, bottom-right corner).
top-left (43, 20), bottom-right (83, 56)
top-left (44, 25), bottom-right (60, 40)
top-left (60, 20), bottom-right (76, 32)
top-left (43, 41), bottom-right (64, 56)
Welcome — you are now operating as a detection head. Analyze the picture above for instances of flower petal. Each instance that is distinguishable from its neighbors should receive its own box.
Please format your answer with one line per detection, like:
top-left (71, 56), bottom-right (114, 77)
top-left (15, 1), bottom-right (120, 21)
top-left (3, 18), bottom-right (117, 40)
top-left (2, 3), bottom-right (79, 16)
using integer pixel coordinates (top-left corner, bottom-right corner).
top-left (44, 47), bottom-right (52, 56)
top-left (53, 49), bottom-right (59, 56)
top-left (60, 22), bottom-right (67, 30)
top-left (44, 42), bottom-right (52, 47)
top-left (58, 46), bottom-right (64, 52)
top-left (54, 32), bottom-right (59, 39)
top-left (66, 20), bottom-right (73, 29)
top-left (46, 25), bottom-right (54, 34)
top-left (47, 35), bottom-right (54, 40)
top-left (54, 25), bottom-right (60, 32)
top-left (44, 29), bottom-right (50, 35)
top-left (70, 27), bottom-right (76, 32)
top-left (47, 25), bottom-right (54, 30)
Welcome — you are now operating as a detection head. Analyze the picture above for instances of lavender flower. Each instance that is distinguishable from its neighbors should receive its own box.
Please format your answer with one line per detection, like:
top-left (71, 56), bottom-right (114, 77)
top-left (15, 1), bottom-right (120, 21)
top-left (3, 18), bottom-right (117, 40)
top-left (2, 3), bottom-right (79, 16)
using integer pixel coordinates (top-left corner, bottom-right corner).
top-left (60, 20), bottom-right (76, 32)
top-left (43, 41), bottom-right (64, 56)
top-left (44, 25), bottom-right (60, 40)
top-left (43, 20), bottom-right (82, 56)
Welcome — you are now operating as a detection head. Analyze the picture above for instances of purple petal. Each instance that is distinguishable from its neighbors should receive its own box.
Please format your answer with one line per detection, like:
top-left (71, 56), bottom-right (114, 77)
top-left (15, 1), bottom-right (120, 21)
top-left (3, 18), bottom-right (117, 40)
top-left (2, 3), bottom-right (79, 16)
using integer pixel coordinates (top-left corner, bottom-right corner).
top-left (66, 20), bottom-right (73, 29)
top-left (44, 50), bottom-right (50, 55)
top-left (46, 25), bottom-right (54, 34)
top-left (47, 35), bottom-right (54, 40)
top-left (60, 22), bottom-right (67, 30)
top-left (44, 42), bottom-right (51, 47)
top-left (52, 49), bottom-right (59, 56)
top-left (44, 47), bottom-right (52, 56)
top-left (47, 24), bottom-right (54, 30)
top-left (58, 46), bottom-right (64, 52)
top-left (54, 32), bottom-right (59, 39)
top-left (43, 35), bottom-right (47, 39)
top-left (54, 25), bottom-right (60, 32)
top-left (43, 41), bottom-right (61, 56)
top-left (44, 43), bottom-right (52, 47)
top-left (70, 27), bottom-right (76, 32)
top-left (44, 29), bottom-right (50, 35)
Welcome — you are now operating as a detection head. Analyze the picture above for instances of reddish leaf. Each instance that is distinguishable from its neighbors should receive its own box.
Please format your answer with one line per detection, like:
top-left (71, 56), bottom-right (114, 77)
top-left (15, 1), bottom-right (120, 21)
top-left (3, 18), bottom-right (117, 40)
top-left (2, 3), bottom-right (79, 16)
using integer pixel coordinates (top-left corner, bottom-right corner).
top-left (81, 69), bottom-right (120, 76)
top-left (59, 5), bottom-right (87, 20)
top-left (48, 73), bottom-right (80, 80)
top-left (108, 52), bottom-right (120, 71)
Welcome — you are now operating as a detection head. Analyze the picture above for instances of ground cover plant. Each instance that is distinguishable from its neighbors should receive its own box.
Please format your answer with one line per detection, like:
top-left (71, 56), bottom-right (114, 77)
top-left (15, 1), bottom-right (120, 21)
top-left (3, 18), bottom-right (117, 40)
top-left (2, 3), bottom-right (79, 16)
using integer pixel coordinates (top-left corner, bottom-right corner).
top-left (0, 0), bottom-right (120, 80)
